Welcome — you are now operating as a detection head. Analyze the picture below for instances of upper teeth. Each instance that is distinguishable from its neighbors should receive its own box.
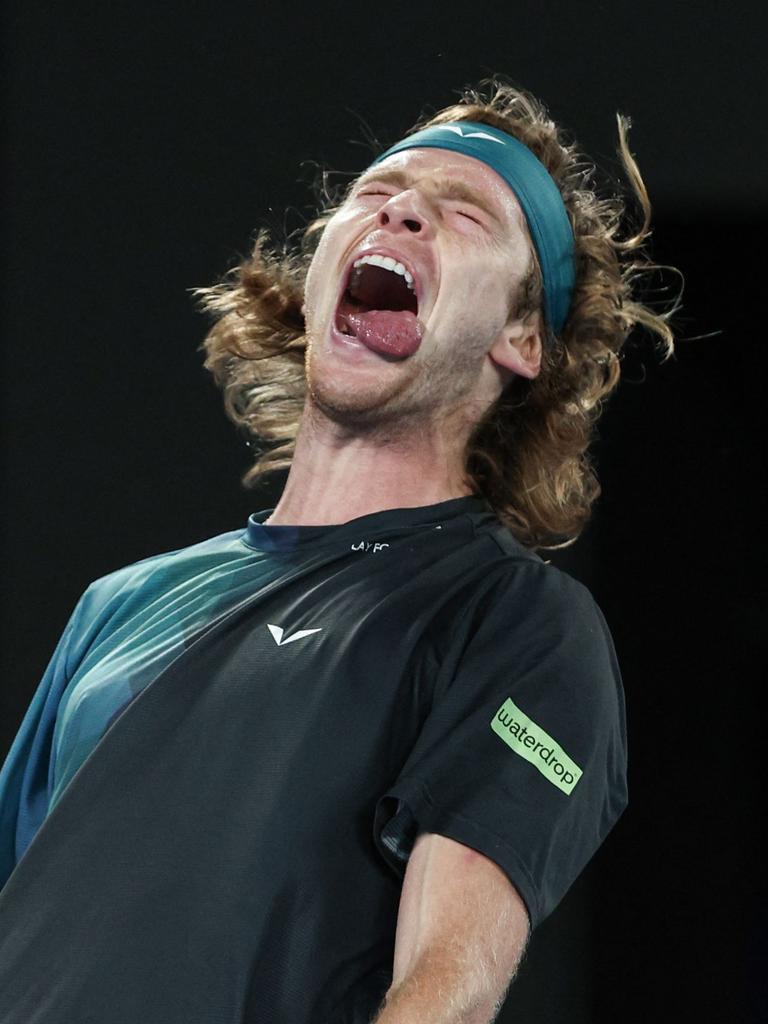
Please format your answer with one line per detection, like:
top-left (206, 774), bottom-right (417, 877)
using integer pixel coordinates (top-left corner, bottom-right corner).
top-left (352, 253), bottom-right (415, 292)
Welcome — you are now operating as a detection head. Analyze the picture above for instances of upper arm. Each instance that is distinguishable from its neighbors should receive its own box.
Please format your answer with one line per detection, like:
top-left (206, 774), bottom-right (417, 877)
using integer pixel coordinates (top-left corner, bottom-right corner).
top-left (390, 830), bottom-right (530, 1007)
top-left (376, 565), bottom-right (627, 936)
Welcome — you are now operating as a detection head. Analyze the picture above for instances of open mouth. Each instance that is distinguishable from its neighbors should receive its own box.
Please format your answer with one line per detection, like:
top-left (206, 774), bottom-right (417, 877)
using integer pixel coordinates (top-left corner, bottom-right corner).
top-left (334, 260), bottom-right (423, 359)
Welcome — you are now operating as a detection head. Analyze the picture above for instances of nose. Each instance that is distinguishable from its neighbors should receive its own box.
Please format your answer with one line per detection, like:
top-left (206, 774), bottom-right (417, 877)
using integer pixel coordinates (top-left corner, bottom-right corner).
top-left (376, 189), bottom-right (435, 238)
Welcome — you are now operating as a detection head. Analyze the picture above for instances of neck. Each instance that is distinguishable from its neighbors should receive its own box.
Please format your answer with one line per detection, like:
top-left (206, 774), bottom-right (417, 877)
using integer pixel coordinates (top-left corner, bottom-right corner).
top-left (264, 403), bottom-right (475, 527)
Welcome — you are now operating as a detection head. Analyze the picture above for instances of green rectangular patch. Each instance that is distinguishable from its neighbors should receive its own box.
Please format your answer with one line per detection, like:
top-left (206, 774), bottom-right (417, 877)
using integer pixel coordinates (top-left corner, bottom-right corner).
top-left (491, 698), bottom-right (583, 795)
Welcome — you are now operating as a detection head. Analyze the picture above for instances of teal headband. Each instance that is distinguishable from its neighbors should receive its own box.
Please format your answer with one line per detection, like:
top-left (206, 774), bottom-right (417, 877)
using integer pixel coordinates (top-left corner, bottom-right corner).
top-left (369, 121), bottom-right (576, 335)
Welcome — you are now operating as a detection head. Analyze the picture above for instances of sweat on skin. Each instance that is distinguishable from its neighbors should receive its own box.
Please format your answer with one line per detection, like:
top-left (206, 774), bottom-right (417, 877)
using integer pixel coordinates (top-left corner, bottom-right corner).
top-left (266, 146), bottom-right (543, 529)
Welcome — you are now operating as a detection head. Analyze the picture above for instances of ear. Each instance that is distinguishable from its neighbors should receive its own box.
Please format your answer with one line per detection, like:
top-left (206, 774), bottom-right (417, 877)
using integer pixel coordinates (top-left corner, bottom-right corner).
top-left (488, 311), bottom-right (542, 380)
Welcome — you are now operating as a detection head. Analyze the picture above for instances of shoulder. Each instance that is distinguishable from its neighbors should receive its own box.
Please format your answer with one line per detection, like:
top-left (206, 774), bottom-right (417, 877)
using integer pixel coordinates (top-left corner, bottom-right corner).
top-left (453, 555), bottom-right (624, 714)
top-left (76, 525), bottom-right (249, 622)
top-left (501, 558), bottom-right (619, 665)
top-left (433, 538), bottom-right (615, 672)
top-left (472, 516), bottom-right (608, 627)
top-left (479, 552), bottom-right (608, 631)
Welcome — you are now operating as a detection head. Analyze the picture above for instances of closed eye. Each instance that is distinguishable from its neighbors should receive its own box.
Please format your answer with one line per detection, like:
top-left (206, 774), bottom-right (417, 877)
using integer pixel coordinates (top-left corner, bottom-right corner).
top-left (357, 190), bottom-right (482, 224)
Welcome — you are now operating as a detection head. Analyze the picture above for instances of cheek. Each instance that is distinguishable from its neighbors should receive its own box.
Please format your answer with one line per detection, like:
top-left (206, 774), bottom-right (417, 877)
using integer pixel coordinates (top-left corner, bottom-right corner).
top-left (305, 214), bottom-right (355, 300)
top-left (304, 239), bottom-right (334, 308)
top-left (442, 263), bottom-right (510, 324)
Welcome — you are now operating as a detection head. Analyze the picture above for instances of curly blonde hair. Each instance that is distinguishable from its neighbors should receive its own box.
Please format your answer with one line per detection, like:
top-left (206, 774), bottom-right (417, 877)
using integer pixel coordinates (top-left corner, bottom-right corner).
top-left (191, 75), bottom-right (680, 551)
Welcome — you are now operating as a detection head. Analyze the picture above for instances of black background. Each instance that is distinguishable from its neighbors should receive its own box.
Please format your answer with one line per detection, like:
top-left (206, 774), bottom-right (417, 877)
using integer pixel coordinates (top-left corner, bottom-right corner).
top-left (2, 2), bottom-right (765, 1021)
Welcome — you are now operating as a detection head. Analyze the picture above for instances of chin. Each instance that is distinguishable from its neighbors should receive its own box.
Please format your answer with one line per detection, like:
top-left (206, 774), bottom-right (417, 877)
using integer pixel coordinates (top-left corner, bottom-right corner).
top-left (309, 368), bottom-right (417, 434)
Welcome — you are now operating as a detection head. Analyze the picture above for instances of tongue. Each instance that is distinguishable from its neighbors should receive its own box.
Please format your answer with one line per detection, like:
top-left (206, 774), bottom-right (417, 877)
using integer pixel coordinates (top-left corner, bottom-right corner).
top-left (342, 309), bottom-right (423, 359)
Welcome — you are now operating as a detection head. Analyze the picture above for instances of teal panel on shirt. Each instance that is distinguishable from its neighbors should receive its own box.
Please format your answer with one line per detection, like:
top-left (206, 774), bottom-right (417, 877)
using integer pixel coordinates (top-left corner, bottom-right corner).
top-left (50, 535), bottom-right (291, 812)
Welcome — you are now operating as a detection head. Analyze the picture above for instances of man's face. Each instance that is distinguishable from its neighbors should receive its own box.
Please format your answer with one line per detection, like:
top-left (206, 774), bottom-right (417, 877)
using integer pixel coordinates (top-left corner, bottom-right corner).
top-left (302, 147), bottom-right (538, 437)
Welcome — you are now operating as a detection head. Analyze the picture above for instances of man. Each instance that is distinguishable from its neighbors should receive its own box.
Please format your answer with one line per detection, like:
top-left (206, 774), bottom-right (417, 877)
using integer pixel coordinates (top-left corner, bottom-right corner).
top-left (0, 78), bottom-right (675, 1023)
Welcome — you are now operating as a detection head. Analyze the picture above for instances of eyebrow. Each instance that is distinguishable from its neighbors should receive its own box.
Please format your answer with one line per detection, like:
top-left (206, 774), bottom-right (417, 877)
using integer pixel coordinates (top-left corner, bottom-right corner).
top-left (353, 167), bottom-right (507, 228)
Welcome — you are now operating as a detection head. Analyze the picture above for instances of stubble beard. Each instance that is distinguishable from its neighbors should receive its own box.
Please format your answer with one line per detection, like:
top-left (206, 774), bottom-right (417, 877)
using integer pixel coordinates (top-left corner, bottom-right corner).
top-left (303, 320), bottom-right (488, 448)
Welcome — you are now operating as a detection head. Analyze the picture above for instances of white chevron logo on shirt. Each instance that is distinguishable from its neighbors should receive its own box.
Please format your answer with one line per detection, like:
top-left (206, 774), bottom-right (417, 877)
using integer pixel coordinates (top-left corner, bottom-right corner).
top-left (267, 623), bottom-right (323, 646)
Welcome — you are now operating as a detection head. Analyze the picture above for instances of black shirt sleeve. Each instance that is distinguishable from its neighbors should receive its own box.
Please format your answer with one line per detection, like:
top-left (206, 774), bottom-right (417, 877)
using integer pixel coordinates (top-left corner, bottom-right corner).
top-left (373, 561), bottom-right (628, 930)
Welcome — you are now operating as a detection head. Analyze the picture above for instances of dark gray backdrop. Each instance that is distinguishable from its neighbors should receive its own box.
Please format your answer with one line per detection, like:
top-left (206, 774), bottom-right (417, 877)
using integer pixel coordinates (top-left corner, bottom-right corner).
top-left (2, 2), bottom-right (765, 1021)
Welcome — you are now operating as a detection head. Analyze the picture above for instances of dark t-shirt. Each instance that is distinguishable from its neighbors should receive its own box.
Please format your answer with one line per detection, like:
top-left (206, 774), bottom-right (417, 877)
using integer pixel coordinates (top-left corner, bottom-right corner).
top-left (0, 495), bottom-right (628, 1024)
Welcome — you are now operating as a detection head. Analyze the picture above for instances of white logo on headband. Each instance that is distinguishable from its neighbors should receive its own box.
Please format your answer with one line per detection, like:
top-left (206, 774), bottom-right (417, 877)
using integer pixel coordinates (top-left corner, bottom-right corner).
top-left (438, 126), bottom-right (505, 145)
